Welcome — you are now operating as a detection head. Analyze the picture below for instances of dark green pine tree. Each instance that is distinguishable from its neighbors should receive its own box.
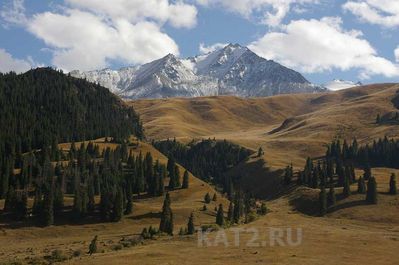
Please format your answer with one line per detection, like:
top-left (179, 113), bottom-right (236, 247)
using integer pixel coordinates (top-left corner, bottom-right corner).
top-left (187, 212), bottom-right (195, 235)
top-left (257, 147), bottom-right (263, 157)
top-left (204, 192), bottom-right (211, 204)
top-left (227, 201), bottom-right (234, 222)
top-left (88, 235), bottom-right (98, 255)
top-left (319, 186), bottom-right (327, 216)
top-left (233, 193), bottom-right (243, 223)
top-left (357, 176), bottom-right (366, 194)
top-left (212, 193), bottom-right (217, 201)
top-left (113, 186), bottom-right (124, 222)
top-left (389, 173), bottom-right (397, 195)
top-left (125, 182), bottom-right (133, 215)
top-left (284, 164), bottom-right (293, 185)
top-left (159, 193), bottom-right (174, 235)
top-left (343, 175), bottom-right (351, 197)
top-left (259, 202), bottom-right (267, 215)
top-left (42, 181), bottom-right (54, 226)
top-left (327, 186), bottom-right (336, 207)
top-left (182, 170), bottom-right (189, 189)
top-left (216, 204), bottom-right (224, 226)
top-left (376, 114), bottom-right (381, 124)
top-left (53, 184), bottom-right (64, 216)
top-left (366, 176), bottom-right (378, 204)
top-left (363, 165), bottom-right (371, 180)
top-left (41, 155), bottom-right (55, 226)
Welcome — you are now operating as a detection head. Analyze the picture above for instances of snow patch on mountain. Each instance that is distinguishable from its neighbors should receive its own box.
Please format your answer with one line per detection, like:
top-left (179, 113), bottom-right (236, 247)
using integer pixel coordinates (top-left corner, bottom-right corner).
top-left (71, 44), bottom-right (324, 99)
top-left (323, 79), bottom-right (363, 91)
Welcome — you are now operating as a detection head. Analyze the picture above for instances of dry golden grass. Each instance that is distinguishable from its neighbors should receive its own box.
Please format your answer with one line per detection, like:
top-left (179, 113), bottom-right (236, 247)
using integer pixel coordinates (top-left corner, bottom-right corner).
top-left (3, 84), bottom-right (399, 264)
top-left (0, 140), bottom-right (228, 264)
top-left (131, 83), bottom-right (399, 169)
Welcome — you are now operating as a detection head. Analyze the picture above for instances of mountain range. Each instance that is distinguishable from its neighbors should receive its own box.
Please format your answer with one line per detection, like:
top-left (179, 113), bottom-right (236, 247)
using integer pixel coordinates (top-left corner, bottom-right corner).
top-left (323, 79), bottom-right (363, 91)
top-left (71, 44), bottom-right (324, 99)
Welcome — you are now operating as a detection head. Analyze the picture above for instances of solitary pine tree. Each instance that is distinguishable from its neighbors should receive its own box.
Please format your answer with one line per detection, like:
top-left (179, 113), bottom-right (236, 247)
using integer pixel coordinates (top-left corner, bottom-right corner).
top-left (327, 186), bottom-right (336, 207)
top-left (187, 212), bottom-right (195, 235)
top-left (233, 193), bottom-right (243, 223)
top-left (343, 175), bottom-right (351, 197)
top-left (363, 165), bottom-right (371, 180)
top-left (257, 147), bottom-right (263, 157)
top-left (125, 182), bottom-right (133, 215)
top-left (204, 192), bottom-right (211, 204)
top-left (212, 193), bottom-right (217, 201)
top-left (376, 114), bottom-right (381, 124)
top-left (159, 193), bottom-right (174, 235)
top-left (319, 187), bottom-right (327, 216)
top-left (259, 202), bottom-right (267, 215)
top-left (216, 204), bottom-right (224, 226)
top-left (227, 201), bottom-right (234, 222)
top-left (366, 176), bottom-right (378, 204)
top-left (389, 173), bottom-right (397, 195)
top-left (357, 176), bottom-right (366, 194)
top-left (284, 165), bottom-right (293, 185)
top-left (88, 235), bottom-right (98, 255)
top-left (113, 186), bottom-right (124, 222)
top-left (182, 170), bottom-right (189, 189)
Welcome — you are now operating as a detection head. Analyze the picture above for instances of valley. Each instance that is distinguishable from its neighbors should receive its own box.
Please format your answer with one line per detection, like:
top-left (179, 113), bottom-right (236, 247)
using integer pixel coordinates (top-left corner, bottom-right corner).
top-left (0, 69), bottom-right (399, 265)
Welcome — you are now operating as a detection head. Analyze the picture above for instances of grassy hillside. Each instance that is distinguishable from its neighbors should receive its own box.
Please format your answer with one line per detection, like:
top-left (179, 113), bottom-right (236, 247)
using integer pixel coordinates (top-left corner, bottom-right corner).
top-left (131, 83), bottom-right (399, 169)
top-left (0, 139), bottom-right (228, 264)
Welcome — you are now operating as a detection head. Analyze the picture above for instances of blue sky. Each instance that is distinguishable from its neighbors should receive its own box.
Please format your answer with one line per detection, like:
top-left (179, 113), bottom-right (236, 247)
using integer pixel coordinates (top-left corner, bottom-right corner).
top-left (0, 0), bottom-right (398, 85)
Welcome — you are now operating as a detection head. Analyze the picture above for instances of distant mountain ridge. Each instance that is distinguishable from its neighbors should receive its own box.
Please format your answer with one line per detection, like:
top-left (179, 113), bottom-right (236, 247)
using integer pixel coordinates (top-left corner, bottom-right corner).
top-left (71, 44), bottom-right (324, 99)
top-left (323, 79), bottom-right (363, 91)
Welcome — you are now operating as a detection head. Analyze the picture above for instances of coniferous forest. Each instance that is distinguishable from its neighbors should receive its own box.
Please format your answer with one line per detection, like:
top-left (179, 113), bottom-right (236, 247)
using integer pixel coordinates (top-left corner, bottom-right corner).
top-left (0, 68), bottom-right (146, 226)
top-left (153, 138), bottom-right (252, 195)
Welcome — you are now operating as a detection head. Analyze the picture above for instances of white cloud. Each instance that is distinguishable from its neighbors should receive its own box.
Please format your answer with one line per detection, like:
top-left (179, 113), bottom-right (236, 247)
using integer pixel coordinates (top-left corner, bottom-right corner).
top-left (0, 48), bottom-right (32, 73)
top-left (0, 0), bottom-right (28, 27)
top-left (395, 46), bottom-right (399, 62)
top-left (249, 17), bottom-right (399, 79)
top-left (196, 0), bottom-right (318, 27)
top-left (2, 0), bottom-right (197, 71)
top-left (65, 0), bottom-right (197, 29)
top-left (28, 9), bottom-right (179, 71)
top-left (343, 0), bottom-right (399, 28)
top-left (199, 42), bottom-right (228, 54)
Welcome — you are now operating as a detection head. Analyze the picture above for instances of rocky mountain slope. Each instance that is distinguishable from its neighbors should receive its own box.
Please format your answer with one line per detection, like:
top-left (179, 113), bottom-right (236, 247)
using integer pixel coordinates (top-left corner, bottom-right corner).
top-left (71, 44), bottom-right (323, 99)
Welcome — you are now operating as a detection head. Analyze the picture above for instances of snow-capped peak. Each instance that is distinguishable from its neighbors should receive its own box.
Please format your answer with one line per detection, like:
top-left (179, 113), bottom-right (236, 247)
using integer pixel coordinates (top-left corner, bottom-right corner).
top-left (323, 79), bottom-right (363, 91)
top-left (71, 44), bottom-right (323, 99)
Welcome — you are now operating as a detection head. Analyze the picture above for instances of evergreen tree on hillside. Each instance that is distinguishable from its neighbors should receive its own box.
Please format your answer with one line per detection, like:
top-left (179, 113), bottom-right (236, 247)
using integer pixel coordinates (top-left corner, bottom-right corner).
top-left (233, 193), bottom-right (243, 223)
top-left (227, 201), bottom-right (234, 222)
top-left (389, 173), bottom-right (397, 195)
top-left (182, 170), bottom-right (189, 189)
top-left (343, 175), bottom-right (351, 197)
top-left (319, 187), bottom-right (327, 216)
top-left (327, 186), bottom-right (336, 207)
top-left (366, 176), bottom-right (378, 204)
top-left (357, 176), bottom-right (366, 194)
top-left (258, 147), bottom-right (264, 157)
top-left (204, 192), bottom-right (211, 204)
top-left (212, 193), bottom-right (217, 202)
top-left (363, 165), bottom-right (371, 180)
top-left (159, 193), bottom-right (174, 235)
top-left (187, 212), bottom-right (195, 235)
top-left (88, 235), bottom-right (98, 255)
top-left (284, 164), bottom-right (293, 185)
top-left (113, 186), bottom-right (124, 222)
top-left (216, 204), bottom-right (224, 226)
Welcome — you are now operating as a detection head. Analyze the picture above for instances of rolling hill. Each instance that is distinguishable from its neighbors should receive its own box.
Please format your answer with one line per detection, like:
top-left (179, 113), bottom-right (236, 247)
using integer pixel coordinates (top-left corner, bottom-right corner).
top-left (131, 83), bottom-right (399, 169)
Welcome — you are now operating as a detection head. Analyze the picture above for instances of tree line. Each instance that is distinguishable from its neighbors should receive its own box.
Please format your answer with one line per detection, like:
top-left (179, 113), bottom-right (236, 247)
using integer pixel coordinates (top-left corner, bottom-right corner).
top-left (2, 140), bottom-right (192, 226)
top-left (152, 138), bottom-right (252, 196)
top-left (0, 68), bottom-right (144, 203)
